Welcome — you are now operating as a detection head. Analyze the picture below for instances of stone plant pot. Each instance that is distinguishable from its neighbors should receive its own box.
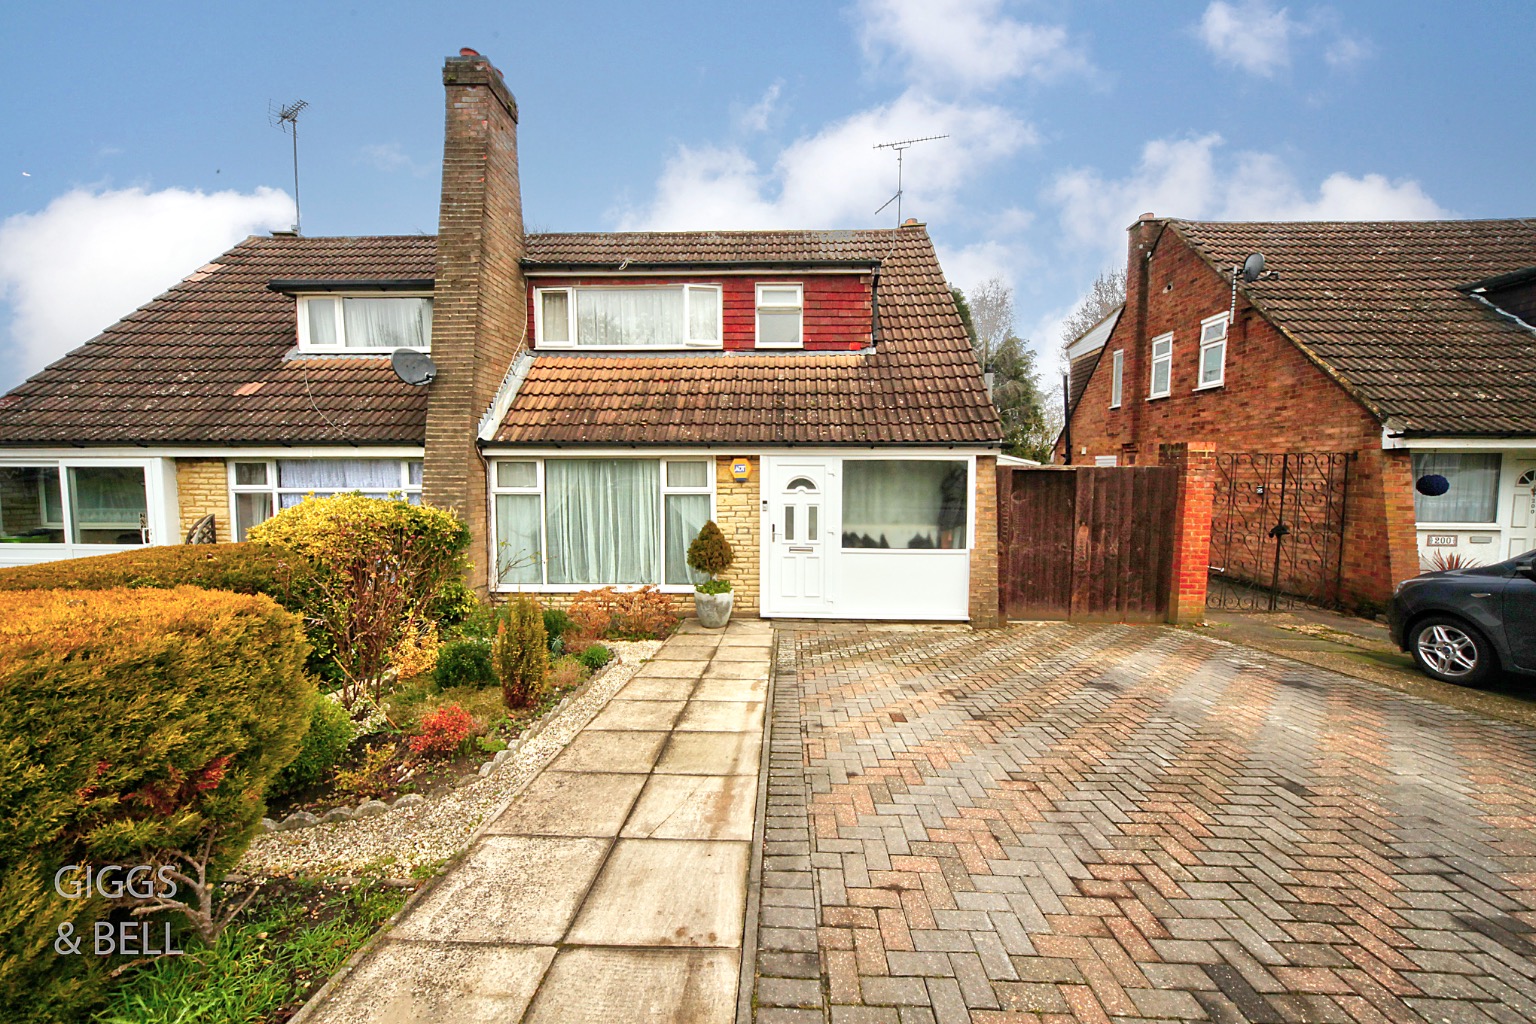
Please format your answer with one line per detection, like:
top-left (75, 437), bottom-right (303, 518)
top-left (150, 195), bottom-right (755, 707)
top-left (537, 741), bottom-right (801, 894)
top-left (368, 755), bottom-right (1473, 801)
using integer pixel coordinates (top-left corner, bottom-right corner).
top-left (694, 589), bottom-right (734, 629)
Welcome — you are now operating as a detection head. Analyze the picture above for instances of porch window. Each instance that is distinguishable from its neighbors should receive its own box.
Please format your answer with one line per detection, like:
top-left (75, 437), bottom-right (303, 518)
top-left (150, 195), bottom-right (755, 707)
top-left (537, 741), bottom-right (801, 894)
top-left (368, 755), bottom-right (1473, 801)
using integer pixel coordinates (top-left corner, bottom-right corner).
top-left (841, 460), bottom-right (968, 549)
top-left (299, 296), bottom-right (432, 351)
top-left (534, 286), bottom-right (722, 349)
top-left (229, 458), bottom-right (423, 540)
top-left (490, 458), bottom-right (716, 588)
top-left (1149, 333), bottom-right (1172, 399)
top-left (0, 464), bottom-right (149, 546)
top-left (0, 466), bottom-right (64, 543)
top-left (1413, 453), bottom-right (1501, 523)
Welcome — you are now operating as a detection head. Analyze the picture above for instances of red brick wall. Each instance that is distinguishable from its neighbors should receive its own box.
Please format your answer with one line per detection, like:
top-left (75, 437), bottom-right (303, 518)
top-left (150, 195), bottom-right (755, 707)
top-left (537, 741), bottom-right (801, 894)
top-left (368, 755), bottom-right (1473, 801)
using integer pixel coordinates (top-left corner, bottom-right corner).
top-left (525, 274), bottom-right (871, 351)
top-left (424, 54), bottom-right (528, 594)
top-left (1060, 223), bottom-right (1413, 608)
top-left (1159, 442), bottom-right (1215, 623)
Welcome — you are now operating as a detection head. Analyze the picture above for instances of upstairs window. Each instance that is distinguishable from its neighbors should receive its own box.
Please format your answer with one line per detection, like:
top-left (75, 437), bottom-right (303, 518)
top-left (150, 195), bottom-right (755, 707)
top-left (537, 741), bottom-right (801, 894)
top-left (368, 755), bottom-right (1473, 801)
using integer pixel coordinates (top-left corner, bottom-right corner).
top-left (1149, 333), bottom-right (1173, 399)
top-left (1110, 350), bottom-right (1124, 408)
top-left (535, 285), bottom-right (721, 349)
top-left (1198, 313), bottom-right (1227, 389)
top-left (756, 284), bottom-right (804, 348)
top-left (298, 295), bottom-right (433, 351)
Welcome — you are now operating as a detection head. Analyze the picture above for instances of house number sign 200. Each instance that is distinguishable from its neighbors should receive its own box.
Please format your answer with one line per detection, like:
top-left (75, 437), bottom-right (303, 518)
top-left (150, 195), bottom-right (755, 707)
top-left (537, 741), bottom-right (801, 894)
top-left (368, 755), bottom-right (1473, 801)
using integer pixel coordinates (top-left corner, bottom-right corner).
top-left (1425, 535), bottom-right (1458, 547)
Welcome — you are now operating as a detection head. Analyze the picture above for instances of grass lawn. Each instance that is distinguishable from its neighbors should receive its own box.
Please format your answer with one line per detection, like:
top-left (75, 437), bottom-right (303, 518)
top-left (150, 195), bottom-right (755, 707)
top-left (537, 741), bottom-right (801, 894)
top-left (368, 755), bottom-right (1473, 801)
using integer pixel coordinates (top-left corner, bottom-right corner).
top-left (94, 879), bottom-right (411, 1024)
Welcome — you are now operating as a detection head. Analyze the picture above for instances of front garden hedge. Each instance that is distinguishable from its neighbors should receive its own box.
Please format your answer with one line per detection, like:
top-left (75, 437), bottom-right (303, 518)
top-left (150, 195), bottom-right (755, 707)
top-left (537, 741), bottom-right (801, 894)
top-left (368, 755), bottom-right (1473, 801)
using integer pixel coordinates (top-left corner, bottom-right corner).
top-left (0, 587), bottom-right (314, 1021)
top-left (0, 543), bottom-right (314, 609)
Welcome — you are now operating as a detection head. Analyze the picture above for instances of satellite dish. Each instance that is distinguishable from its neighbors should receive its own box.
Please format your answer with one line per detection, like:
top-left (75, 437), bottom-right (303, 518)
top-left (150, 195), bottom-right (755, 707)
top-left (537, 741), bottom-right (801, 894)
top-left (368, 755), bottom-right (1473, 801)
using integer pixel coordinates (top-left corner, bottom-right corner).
top-left (1241, 252), bottom-right (1266, 283)
top-left (390, 348), bottom-right (437, 387)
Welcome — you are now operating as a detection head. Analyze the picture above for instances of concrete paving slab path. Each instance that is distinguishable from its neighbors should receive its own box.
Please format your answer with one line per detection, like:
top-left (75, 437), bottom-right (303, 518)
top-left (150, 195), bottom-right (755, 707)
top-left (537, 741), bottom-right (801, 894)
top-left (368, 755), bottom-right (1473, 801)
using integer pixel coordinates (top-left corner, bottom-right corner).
top-left (302, 618), bottom-right (772, 1024)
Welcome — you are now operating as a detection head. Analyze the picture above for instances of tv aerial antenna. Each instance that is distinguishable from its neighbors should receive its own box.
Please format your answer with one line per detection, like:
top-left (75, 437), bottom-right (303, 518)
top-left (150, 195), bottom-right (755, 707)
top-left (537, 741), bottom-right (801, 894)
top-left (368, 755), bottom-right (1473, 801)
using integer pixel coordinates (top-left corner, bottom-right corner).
top-left (268, 99), bottom-right (309, 234)
top-left (873, 134), bottom-right (948, 227)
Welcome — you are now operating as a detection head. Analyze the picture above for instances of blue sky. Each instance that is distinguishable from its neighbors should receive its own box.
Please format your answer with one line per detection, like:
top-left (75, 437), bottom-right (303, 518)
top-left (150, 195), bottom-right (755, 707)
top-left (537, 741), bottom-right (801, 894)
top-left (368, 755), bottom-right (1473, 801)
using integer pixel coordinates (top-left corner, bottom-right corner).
top-left (2, 1), bottom-right (1532, 393)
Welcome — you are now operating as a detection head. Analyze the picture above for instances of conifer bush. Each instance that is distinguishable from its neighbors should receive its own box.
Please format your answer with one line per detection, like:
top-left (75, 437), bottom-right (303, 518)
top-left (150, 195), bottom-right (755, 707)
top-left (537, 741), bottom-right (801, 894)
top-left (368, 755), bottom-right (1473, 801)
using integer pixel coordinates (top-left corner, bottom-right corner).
top-left (687, 520), bottom-right (734, 592)
top-left (0, 542), bottom-right (314, 608)
top-left (493, 596), bottom-right (548, 709)
top-left (0, 586), bottom-right (312, 1021)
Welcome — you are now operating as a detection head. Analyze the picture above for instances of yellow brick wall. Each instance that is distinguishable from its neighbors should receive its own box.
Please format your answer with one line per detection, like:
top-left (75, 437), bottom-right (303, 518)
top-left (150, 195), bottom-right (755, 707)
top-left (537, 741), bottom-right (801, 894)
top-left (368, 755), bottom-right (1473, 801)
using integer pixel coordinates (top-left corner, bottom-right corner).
top-left (713, 455), bottom-right (761, 616)
top-left (175, 459), bottom-right (231, 544)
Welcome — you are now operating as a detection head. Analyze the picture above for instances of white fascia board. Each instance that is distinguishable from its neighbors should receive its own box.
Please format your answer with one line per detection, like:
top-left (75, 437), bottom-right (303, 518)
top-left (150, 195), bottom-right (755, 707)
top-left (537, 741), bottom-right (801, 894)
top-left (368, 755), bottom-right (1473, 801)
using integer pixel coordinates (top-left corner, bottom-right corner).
top-left (1388, 436), bottom-right (1536, 451)
top-left (477, 444), bottom-right (999, 457)
top-left (479, 350), bottom-right (535, 441)
top-left (0, 445), bottom-right (425, 461)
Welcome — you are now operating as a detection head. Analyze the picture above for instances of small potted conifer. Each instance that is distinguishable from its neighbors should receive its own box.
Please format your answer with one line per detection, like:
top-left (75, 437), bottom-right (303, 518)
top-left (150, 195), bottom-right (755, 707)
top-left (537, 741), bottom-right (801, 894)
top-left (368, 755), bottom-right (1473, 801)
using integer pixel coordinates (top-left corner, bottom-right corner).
top-left (687, 520), bottom-right (735, 628)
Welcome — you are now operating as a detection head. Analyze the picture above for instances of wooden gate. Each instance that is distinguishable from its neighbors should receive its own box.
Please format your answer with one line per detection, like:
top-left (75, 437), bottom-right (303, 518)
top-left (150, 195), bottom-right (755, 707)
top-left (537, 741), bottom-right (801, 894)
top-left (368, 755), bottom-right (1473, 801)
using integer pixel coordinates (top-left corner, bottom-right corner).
top-left (997, 465), bottom-right (1179, 621)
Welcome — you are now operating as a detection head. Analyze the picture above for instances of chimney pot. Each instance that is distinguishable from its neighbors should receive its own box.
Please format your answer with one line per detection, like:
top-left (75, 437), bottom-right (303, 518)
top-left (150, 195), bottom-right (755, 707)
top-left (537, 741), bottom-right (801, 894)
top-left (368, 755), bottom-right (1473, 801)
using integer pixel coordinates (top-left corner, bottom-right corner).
top-left (460, 47), bottom-right (480, 57)
top-left (1138, 212), bottom-right (1156, 221)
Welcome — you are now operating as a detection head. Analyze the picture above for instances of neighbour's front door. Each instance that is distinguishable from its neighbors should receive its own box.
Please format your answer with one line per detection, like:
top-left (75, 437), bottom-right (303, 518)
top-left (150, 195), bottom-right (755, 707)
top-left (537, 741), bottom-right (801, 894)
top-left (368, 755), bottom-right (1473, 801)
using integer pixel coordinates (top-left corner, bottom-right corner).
top-left (766, 460), bottom-right (831, 615)
top-left (1509, 463), bottom-right (1536, 560)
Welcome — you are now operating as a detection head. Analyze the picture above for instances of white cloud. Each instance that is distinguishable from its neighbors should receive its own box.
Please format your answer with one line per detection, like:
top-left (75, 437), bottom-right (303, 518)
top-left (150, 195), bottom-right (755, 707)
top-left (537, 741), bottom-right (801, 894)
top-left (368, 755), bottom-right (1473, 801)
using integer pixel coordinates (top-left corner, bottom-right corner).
top-left (858, 0), bottom-right (1090, 89)
top-left (0, 186), bottom-right (292, 383)
top-left (1197, 2), bottom-right (1371, 77)
top-left (617, 90), bottom-right (1034, 230)
top-left (1198, 1), bottom-right (1295, 76)
top-left (359, 142), bottom-right (432, 177)
top-left (1048, 134), bottom-right (1449, 259)
top-left (735, 82), bottom-right (783, 134)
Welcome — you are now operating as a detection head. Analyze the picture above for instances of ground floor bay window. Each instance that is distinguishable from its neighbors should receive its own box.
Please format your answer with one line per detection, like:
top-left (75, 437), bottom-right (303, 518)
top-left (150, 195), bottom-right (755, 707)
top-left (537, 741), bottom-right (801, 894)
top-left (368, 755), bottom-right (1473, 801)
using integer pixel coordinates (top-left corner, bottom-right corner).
top-left (491, 457), bottom-right (712, 590)
top-left (228, 458), bottom-right (423, 540)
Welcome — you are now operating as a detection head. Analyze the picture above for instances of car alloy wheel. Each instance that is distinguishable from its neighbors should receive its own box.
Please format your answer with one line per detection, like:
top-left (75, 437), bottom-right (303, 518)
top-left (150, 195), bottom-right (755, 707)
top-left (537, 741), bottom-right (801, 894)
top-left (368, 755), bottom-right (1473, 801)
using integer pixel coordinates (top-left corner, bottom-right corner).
top-left (1417, 624), bottom-right (1478, 677)
top-left (1410, 616), bottom-right (1494, 686)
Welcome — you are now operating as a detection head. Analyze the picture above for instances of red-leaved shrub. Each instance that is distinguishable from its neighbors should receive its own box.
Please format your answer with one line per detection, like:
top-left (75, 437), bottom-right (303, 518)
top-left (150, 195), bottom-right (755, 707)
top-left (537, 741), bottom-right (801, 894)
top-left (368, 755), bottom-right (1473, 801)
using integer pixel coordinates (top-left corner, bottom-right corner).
top-left (408, 703), bottom-right (478, 758)
top-left (567, 586), bottom-right (679, 646)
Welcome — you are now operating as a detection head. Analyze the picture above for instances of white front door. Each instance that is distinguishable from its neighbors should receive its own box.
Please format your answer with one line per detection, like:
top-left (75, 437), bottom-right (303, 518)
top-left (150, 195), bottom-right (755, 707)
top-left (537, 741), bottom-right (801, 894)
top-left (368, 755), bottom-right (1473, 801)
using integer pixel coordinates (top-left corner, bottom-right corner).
top-left (1510, 462), bottom-right (1536, 559)
top-left (765, 460), bottom-right (833, 615)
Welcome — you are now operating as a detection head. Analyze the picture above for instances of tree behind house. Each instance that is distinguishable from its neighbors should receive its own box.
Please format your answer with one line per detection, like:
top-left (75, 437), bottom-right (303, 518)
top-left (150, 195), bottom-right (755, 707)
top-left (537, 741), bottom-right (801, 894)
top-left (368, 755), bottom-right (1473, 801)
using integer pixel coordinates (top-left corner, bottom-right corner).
top-left (950, 278), bottom-right (1058, 462)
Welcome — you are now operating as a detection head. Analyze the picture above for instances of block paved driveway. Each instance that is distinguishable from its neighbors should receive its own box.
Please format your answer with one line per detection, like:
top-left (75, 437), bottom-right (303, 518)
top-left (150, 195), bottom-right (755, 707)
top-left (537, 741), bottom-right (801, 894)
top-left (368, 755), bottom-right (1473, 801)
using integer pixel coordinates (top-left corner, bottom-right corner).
top-left (747, 622), bottom-right (1536, 1024)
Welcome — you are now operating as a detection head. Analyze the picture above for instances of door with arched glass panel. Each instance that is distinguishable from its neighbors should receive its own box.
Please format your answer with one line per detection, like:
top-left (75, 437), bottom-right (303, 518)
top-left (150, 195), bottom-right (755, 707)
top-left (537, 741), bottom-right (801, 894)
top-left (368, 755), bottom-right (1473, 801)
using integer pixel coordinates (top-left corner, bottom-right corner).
top-left (767, 461), bottom-right (830, 614)
top-left (1510, 463), bottom-right (1536, 559)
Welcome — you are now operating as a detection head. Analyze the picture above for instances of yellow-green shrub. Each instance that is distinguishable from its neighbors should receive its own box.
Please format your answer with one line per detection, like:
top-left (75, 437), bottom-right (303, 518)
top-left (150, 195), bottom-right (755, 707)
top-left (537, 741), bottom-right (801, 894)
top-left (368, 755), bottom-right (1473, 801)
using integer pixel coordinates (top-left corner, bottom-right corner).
top-left (0, 587), bottom-right (313, 1021)
top-left (0, 542), bottom-right (314, 608)
top-left (247, 494), bottom-right (471, 704)
top-left (493, 596), bottom-right (548, 708)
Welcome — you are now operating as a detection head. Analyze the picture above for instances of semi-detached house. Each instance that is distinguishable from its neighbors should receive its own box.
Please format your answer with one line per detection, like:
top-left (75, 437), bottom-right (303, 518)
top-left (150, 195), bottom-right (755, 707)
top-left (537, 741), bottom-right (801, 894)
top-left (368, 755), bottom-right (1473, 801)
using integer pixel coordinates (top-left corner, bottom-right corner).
top-left (0, 51), bottom-right (1005, 625)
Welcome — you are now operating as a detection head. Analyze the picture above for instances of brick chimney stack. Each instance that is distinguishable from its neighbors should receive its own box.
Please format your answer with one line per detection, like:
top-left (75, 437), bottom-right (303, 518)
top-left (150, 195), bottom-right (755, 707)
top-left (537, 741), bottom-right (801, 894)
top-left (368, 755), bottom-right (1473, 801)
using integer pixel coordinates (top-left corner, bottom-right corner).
top-left (1123, 212), bottom-right (1166, 463)
top-left (424, 49), bottom-right (527, 592)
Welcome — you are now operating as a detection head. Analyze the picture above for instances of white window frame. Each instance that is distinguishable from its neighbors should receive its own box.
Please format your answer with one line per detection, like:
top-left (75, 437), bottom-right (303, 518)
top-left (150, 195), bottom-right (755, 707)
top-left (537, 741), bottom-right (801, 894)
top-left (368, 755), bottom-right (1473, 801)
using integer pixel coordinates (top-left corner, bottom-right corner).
top-left (1110, 350), bottom-right (1124, 408)
top-left (1196, 312), bottom-right (1228, 390)
top-left (488, 456), bottom-right (717, 592)
top-left (755, 282), bottom-right (805, 349)
top-left (227, 458), bottom-right (423, 540)
top-left (0, 457), bottom-right (169, 556)
top-left (532, 284), bottom-right (723, 350)
top-left (1149, 332), bottom-right (1173, 400)
top-left (295, 293), bottom-right (434, 353)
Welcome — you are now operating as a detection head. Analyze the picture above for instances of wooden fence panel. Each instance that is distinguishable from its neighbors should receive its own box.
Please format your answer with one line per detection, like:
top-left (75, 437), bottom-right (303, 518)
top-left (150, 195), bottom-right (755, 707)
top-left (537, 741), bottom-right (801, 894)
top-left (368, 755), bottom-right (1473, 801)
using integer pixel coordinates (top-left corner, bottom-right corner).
top-left (999, 465), bottom-right (1178, 622)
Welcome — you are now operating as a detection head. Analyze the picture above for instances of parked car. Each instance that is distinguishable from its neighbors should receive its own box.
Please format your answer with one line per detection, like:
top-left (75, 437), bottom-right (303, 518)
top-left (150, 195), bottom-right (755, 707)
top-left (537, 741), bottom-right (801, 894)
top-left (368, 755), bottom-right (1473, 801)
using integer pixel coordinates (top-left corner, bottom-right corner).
top-left (1389, 549), bottom-right (1536, 686)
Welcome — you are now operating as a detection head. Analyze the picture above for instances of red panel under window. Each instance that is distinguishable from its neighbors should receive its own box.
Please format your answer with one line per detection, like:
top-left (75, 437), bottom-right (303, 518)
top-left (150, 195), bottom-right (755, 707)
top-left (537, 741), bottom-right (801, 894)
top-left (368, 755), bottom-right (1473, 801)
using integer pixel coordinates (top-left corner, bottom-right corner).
top-left (525, 274), bottom-right (872, 351)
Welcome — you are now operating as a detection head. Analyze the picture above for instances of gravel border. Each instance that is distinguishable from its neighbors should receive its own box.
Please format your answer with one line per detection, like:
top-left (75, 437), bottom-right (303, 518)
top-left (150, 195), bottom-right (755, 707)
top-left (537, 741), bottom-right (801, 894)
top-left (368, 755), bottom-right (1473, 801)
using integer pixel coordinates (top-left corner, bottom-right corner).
top-left (238, 639), bottom-right (662, 877)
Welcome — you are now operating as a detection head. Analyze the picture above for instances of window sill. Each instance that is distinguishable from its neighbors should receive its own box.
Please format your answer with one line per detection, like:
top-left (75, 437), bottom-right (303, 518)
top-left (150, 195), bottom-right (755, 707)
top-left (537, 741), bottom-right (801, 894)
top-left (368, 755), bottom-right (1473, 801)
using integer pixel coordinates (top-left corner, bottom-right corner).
top-left (1417, 523), bottom-right (1501, 531)
top-left (1109, 403), bottom-right (1121, 410)
top-left (532, 344), bottom-right (724, 352)
top-left (1146, 393), bottom-right (1170, 402)
top-left (297, 346), bottom-right (429, 356)
top-left (493, 582), bottom-right (701, 594)
top-left (1193, 381), bottom-right (1224, 392)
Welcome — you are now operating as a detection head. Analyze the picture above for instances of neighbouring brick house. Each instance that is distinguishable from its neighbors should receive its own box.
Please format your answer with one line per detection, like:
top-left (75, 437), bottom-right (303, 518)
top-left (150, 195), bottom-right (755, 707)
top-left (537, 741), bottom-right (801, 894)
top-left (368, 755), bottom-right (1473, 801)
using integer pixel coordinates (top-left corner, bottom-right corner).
top-left (1059, 214), bottom-right (1536, 607)
top-left (0, 51), bottom-right (1004, 625)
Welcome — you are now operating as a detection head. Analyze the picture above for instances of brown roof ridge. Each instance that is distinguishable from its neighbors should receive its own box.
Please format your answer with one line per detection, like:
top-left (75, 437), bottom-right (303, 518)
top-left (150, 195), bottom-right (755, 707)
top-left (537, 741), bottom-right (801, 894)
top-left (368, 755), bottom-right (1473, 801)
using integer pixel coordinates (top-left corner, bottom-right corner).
top-left (1170, 215), bottom-right (1536, 229)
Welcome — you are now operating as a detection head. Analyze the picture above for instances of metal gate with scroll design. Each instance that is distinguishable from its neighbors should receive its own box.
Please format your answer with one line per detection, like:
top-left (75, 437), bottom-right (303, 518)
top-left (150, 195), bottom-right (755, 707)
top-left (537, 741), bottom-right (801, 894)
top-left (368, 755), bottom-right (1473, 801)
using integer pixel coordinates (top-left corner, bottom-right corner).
top-left (1207, 451), bottom-right (1352, 611)
top-left (998, 466), bottom-right (1179, 621)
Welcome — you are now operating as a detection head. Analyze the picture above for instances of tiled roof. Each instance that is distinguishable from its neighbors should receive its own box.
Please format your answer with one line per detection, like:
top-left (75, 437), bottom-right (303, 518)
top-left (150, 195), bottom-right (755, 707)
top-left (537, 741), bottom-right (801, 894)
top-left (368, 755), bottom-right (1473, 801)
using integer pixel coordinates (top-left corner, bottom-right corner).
top-left (1172, 218), bottom-right (1536, 437)
top-left (0, 235), bottom-right (435, 445)
top-left (501, 228), bottom-right (1000, 445)
top-left (0, 227), bottom-right (1000, 448)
